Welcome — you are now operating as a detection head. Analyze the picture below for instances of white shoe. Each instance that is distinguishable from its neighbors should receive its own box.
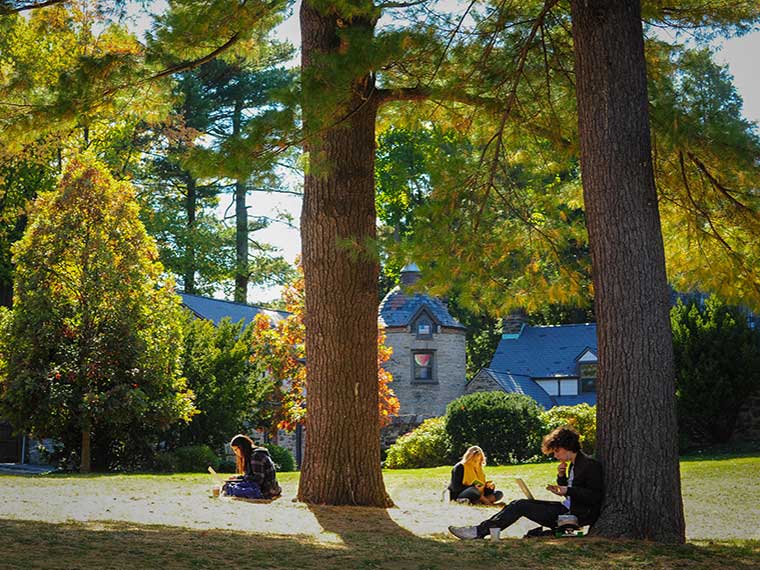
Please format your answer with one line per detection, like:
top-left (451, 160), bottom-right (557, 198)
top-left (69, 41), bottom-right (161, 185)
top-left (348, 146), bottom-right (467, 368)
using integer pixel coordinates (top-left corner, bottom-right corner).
top-left (449, 525), bottom-right (479, 540)
top-left (455, 498), bottom-right (470, 504)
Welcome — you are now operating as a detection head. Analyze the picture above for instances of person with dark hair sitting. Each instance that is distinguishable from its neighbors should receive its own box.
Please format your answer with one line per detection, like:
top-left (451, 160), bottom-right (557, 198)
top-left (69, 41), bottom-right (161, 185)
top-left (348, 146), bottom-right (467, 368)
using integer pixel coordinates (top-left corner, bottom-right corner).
top-left (449, 426), bottom-right (603, 539)
top-left (228, 434), bottom-right (282, 499)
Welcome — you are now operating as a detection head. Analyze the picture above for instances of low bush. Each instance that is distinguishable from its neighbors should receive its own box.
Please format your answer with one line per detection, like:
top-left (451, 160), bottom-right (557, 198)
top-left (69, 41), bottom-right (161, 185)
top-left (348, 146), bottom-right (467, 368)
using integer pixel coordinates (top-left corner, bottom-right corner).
top-left (445, 391), bottom-right (544, 464)
top-left (541, 404), bottom-right (597, 455)
top-left (153, 451), bottom-right (178, 473)
top-left (264, 443), bottom-right (296, 472)
top-left (384, 417), bottom-right (451, 469)
top-left (172, 445), bottom-right (220, 472)
top-left (217, 459), bottom-right (237, 473)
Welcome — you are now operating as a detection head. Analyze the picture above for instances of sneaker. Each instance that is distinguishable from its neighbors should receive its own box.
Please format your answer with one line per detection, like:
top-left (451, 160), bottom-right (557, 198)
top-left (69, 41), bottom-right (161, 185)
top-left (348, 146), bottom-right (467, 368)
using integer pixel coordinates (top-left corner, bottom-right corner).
top-left (449, 525), bottom-right (479, 540)
top-left (493, 490), bottom-right (504, 502)
top-left (455, 498), bottom-right (470, 504)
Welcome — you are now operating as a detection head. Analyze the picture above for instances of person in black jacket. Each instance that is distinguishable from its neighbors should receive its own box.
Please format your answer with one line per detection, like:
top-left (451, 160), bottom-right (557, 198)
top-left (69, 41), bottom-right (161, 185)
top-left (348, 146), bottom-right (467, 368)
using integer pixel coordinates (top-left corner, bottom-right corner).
top-left (449, 426), bottom-right (603, 539)
top-left (448, 446), bottom-right (504, 505)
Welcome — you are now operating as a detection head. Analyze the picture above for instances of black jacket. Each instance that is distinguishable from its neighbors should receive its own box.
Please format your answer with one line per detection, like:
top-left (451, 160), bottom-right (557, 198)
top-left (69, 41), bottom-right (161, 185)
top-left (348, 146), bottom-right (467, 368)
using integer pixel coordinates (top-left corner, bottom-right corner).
top-left (448, 462), bottom-right (467, 500)
top-left (557, 451), bottom-right (604, 526)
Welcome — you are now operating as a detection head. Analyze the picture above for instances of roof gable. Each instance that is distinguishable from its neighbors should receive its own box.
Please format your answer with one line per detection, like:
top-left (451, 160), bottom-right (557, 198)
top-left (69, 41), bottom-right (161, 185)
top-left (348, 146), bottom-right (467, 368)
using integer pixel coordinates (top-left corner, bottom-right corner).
top-left (378, 287), bottom-right (464, 329)
top-left (489, 323), bottom-right (598, 379)
top-left (576, 347), bottom-right (598, 363)
top-left (475, 368), bottom-right (555, 410)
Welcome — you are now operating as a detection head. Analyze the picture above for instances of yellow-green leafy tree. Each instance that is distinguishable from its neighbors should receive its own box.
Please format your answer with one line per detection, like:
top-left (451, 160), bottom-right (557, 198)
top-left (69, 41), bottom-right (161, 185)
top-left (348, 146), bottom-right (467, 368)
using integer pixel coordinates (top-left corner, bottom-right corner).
top-left (0, 156), bottom-right (196, 472)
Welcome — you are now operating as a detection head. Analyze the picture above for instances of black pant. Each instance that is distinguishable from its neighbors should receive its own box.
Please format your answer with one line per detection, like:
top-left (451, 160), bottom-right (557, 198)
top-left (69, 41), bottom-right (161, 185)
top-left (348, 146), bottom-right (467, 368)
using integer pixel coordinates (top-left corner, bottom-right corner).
top-left (476, 499), bottom-right (568, 537)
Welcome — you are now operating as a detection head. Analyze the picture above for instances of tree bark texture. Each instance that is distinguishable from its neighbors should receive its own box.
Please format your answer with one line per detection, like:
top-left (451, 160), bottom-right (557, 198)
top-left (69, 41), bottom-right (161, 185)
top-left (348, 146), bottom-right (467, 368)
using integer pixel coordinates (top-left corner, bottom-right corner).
top-left (233, 97), bottom-right (249, 303)
top-left (184, 177), bottom-right (197, 294)
top-left (80, 427), bottom-right (91, 473)
top-left (570, 0), bottom-right (685, 542)
top-left (298, 1), bottom-right (392, 506)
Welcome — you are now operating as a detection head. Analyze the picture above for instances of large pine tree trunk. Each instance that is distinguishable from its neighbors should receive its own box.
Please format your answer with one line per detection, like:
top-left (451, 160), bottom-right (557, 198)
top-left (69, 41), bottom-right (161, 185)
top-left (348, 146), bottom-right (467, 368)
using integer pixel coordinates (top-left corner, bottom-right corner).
top-left (234, 178), bottom-right (248, 303)
top-left (297, 1), bottom-right (391, 507)
top-left (184, 177), bottom-right (197, 294)
top-left (570, 0), bottom-right (685, 542)
top-left (233, 97), bottom-right (249, 303)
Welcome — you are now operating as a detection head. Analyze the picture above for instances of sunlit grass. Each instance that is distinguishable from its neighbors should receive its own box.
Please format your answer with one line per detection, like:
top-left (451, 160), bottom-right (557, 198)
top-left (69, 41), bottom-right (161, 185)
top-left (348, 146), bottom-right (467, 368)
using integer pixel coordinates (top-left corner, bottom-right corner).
top-left (1, 453), bottom-right (758, 569)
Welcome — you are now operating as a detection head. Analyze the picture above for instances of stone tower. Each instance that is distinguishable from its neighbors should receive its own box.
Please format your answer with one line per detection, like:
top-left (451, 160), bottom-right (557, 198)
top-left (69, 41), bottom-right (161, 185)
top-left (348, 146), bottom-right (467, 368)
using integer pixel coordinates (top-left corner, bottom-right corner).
top-left (379, 263), bottom-right (467, 444)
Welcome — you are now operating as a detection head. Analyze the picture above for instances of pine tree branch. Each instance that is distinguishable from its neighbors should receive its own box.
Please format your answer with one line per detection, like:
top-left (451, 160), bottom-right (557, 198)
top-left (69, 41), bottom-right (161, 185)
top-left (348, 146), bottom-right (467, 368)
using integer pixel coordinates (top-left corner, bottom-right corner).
top-left (678, 150), bottom-right (734, 253)
top-left (686, 151), bottom-right (756, 214)
top-left (376, 0), bottom-right (429, 8)
top-left (0, 0), bottom-right (66, 14)
top-left (145, 34), bottom-right (242, 84)
top-left (474, 0), bottom-right (559, 231)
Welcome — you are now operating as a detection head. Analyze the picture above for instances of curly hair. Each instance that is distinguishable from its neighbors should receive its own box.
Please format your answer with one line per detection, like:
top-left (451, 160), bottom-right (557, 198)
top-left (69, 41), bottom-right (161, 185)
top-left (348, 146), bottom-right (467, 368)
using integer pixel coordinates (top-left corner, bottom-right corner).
top-left (541, 426), bottom-right (581, 454)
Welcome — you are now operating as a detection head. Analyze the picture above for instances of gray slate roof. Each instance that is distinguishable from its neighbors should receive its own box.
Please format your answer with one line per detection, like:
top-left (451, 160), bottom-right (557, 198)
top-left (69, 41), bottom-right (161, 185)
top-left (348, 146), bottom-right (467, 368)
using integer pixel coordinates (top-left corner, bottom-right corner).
top-left (552, 393), bottom-right (597, 407)
top-left (489, 323), bottom-right (598, 378)
top-left (481, 369), bottom-right (556, 409)
top-left (378, 286), bottom-right (465, 329)
top-left (180, 293), bottom-right (289, 327)
top-left (483, 323), bottom-right (599, 409)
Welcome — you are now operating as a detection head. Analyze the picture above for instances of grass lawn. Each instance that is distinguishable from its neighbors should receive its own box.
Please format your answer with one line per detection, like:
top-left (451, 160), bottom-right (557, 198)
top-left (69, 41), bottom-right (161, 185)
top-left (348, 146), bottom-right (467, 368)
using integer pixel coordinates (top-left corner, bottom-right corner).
top-left (1, 453), bottom-right (758, 569)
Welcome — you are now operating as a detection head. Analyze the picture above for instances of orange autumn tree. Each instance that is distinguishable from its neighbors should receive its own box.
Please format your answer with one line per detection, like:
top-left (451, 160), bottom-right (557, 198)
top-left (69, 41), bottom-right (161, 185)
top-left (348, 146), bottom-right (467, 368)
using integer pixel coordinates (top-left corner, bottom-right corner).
top-left (250, 268), bottom-right (399, 432)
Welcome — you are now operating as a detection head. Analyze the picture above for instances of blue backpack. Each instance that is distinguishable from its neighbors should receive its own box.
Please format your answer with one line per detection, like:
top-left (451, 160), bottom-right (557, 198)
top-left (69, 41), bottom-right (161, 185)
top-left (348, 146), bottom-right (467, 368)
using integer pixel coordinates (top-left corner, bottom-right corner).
top-left (222, 480), bottom-right (263, 499)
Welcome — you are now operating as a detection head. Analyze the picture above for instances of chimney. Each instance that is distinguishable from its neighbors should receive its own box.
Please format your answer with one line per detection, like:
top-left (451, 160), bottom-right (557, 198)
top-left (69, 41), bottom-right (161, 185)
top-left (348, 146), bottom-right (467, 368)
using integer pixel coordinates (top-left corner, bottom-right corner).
top-left (399, 262), bottom-right (422, 287)
top-left (502, 309), bottom-right (527, 338)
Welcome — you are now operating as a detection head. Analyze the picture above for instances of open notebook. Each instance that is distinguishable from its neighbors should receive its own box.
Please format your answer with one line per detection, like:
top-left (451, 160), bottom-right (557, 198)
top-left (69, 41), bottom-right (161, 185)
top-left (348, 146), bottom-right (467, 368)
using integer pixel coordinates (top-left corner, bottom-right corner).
top-left (515, 478), bottom-right (535, 500)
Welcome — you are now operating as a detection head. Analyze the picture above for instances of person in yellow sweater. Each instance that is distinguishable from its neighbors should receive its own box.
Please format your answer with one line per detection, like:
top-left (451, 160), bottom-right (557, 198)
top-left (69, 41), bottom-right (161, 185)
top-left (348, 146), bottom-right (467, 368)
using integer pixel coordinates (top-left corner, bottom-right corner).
top-left (448, 446), bottom-right (503, 505)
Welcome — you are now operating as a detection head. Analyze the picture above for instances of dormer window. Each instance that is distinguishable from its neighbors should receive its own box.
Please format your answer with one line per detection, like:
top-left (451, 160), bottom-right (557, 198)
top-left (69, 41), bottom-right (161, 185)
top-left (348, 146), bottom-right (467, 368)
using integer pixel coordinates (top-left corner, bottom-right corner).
top-left (411, 309), bottom-right (436, 339)
top-left (580, 363), bottom-right (597, 393)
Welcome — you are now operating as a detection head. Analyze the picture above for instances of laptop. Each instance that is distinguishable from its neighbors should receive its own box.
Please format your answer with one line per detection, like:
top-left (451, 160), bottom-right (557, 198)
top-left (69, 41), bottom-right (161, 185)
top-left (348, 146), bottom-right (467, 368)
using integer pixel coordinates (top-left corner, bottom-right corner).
top-left (207, 466), bottom-right (226, 485)
top-left (515, 478), bottom-right (535, 500)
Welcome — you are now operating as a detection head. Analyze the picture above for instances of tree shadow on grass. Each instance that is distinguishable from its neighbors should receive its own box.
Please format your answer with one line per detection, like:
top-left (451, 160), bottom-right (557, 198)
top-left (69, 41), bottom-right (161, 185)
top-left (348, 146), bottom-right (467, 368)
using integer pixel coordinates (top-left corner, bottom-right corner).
top-left (0, 514), bottom-right (758, 570)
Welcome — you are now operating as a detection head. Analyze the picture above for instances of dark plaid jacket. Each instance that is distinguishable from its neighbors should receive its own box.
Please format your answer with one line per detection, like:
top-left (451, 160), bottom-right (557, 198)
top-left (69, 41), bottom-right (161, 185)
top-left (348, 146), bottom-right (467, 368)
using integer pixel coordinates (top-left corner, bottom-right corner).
top-left (244, 447), bottom-right (282, 499)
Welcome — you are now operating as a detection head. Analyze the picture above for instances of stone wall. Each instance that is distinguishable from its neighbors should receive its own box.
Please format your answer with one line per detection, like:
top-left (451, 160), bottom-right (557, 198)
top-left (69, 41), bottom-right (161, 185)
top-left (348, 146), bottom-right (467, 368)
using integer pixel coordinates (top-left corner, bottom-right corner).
top-left (380, 415), bottom-right (428, 450)
top-left (251, 427), bottom-right (305, 469)
top-left (383, 327), bottom-right (467, 418)
top-left (465, 369), bottom-right (504, 394)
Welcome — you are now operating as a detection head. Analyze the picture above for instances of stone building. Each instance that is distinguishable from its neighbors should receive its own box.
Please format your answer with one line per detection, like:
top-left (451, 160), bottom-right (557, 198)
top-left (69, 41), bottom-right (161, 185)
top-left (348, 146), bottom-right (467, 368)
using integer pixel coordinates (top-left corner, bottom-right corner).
top-left (378, 264), bottom-right (467, 446)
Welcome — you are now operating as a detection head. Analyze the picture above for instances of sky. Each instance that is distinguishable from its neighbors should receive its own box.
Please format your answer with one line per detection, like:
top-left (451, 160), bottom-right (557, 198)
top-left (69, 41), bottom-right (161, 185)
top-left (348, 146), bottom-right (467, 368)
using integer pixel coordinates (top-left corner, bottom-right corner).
top-left (129, 1), bottom-right (760, 303)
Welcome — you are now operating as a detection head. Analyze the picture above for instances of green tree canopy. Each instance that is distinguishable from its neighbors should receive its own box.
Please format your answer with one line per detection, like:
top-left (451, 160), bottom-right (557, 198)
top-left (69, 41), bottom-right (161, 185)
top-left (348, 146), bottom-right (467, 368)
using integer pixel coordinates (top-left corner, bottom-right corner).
top-left (671, 295), bottom-right (760, 445)
top-left (0, 155), bottom-right (195, 472)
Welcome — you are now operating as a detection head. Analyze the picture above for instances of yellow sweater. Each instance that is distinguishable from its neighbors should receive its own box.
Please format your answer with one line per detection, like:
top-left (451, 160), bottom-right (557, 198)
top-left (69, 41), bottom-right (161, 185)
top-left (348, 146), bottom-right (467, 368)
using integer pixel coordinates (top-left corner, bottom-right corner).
top-left (462, 461), bottom-right (486, 487)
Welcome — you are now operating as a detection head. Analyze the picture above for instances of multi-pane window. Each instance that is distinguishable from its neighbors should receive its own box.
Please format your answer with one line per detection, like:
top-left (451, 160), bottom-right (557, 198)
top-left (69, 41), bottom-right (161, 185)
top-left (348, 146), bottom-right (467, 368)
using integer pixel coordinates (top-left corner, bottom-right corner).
top-left (413, 351), bottom-right (434, 381)
top-left (415, 317), bottom-right (434, 339)
top-left (580, 363), bottom-right (597, 393)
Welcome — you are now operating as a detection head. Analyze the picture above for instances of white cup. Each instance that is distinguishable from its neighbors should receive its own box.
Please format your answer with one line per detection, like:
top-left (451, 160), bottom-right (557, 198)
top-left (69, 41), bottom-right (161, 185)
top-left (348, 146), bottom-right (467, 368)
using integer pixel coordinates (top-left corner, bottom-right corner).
top-left (489, 527), bottom-right (501, 541)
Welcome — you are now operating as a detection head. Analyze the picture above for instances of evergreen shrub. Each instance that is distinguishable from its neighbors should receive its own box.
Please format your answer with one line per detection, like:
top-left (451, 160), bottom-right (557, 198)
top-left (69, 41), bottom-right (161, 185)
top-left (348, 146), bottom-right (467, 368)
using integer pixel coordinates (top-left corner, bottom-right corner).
top-left (172, 445), bottom-right (220, 472)
top-left (672, 297), bottom-right (760, 446)
top-left (384, 417), bottom-right (451, 469)
top-left (264, 443), bottom-right (296, 472)
top-left (445, 391), bottom-right (544, 464)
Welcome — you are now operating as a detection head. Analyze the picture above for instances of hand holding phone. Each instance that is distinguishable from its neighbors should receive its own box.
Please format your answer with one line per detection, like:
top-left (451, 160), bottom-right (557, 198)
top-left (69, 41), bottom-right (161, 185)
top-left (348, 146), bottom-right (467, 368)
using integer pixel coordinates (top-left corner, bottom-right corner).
top-left (546, 484), bottom-right (568, 496)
